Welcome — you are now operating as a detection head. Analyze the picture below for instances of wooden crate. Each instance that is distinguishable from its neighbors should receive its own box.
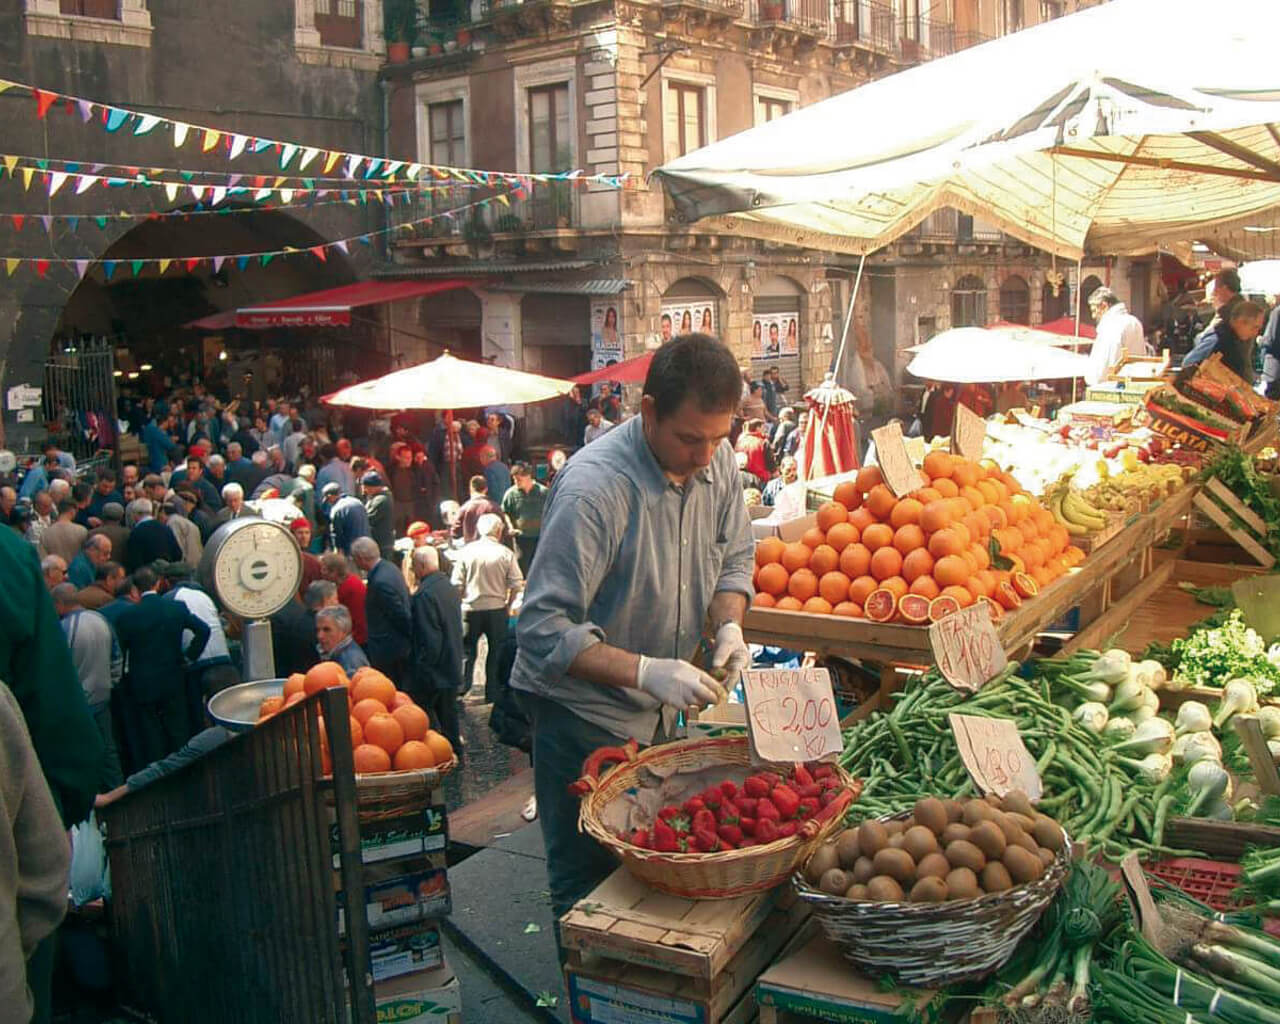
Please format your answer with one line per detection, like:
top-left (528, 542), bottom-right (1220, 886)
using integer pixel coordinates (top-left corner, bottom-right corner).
top-left (1191, 478), bottom-right (1275, 568)
top-left (1162, 818), bottom-right (1280, 860)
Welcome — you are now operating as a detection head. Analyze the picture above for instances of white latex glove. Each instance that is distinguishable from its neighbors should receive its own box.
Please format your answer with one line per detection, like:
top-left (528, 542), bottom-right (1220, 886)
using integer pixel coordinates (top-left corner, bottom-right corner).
top-left (636, 656), bottom-right (726, 710)
top-left (710, 621), bottom-right (751, 686)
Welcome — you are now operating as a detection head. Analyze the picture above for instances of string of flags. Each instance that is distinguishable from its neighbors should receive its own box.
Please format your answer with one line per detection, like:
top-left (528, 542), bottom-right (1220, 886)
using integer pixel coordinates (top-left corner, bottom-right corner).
top-left (0, 78), bottom-right (632, 191)
top-left (0, 187), bottom-right (524, 281)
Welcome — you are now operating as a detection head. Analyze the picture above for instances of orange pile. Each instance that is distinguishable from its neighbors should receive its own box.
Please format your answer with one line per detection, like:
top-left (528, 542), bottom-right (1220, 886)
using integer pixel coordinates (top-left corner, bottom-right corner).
top-left (257, 663), bottom-right (455, 774)
top-left (751, 453), bottom-right (1085, 625)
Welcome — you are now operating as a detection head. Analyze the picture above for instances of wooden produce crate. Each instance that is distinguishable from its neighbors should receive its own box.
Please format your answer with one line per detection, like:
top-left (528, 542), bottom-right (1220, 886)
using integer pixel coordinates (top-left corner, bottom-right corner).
top-left (756, 934), bottom-right (943, 1024)
top-left (1162, 818), bottom-right (1280, 861)
top-left (561, 869), bottom-right (809, 1024)
top-left (1190, 477), bottom-right (1275, 568)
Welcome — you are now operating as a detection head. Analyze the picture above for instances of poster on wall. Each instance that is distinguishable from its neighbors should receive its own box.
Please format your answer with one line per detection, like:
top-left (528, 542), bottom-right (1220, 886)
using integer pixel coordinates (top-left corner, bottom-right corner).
top-left (589, 299), bottom-right (624, 372)
top-left (659, 301), bottom-right (716, 345)
top-left (751, 312), bottom-right (800, 358)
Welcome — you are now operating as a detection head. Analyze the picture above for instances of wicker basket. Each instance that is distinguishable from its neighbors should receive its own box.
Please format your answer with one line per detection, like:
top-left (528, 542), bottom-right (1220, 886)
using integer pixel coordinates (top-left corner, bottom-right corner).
top-left (573, 736), bottom-right (860, 900)
top-left (793, 813), bottom-right (1070, 986)
top-left (351, 758), bottom-right (457, 823)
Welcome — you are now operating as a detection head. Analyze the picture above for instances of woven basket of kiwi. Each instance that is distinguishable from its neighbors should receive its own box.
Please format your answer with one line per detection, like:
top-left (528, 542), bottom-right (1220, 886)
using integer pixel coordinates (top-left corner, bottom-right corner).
top-left (793, 791), bottom-right (1069, 986)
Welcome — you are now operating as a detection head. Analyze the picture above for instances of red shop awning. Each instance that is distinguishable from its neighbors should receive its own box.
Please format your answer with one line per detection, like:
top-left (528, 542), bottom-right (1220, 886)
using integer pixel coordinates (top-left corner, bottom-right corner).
top-left (183, 278), bottom-right (471, 330)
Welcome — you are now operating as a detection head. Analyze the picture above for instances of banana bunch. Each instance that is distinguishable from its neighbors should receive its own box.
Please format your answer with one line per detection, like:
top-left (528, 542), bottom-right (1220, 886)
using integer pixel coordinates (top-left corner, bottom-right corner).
top-left (1047, 482), bottom-right (1109, 535)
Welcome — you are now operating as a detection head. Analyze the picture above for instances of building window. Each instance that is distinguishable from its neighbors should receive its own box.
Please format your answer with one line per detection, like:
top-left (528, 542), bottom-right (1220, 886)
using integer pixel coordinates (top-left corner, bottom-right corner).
top-left (758, 96), bottom-right (792, 124)
top-left (428, 100), bottom-right (466, 167)
top-left (528, 83), bottom-right (571, 172)
top-left (665, 82), bottom-right (707, 162)
top-left (60, 0), bottom-right (119, 16)
top-left (901, 0), bottom-right (920, 40)
top-left (999, 275), bottom-right (1031, 325)
top-left (314, 0), bottom-right (361, 47)
top-left (952, 274), bottom-right (988, 328)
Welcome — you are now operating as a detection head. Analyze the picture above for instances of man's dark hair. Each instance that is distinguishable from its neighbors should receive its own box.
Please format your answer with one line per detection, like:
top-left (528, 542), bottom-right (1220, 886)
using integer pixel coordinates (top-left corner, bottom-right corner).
top-left (511, 461), bottom-right (532, 478)
top-left (96, 467), bottom-right (116, 484)
top-left (469, 475), bottom-right (488, 494)
top-left (96, 560), bottom-right (122, 582)
top-left (72, 482), bottom-right (91, 504)
top-left (186, 454), bottom-right (202, 467)
top-left (1215, 268), bottom-right (1242, 296)
top-left (643, 333), bottom-right (742, 419)
top-left (142, 474), bottom-right (164, 491)
top-left (318, 443), bottom-right (337, 461)
top-left (57, 498), bottom-right (77, 516)
top-left (661, 313), bottom-right (672, 325)
top-left (132, 566), bottom-right (158, 592)
top-left (1231, 299), bottom-right (1265, 322)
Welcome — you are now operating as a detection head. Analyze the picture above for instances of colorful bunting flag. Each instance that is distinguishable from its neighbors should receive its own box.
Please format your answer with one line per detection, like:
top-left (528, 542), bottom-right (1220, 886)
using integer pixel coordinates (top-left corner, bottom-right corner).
top-left (33, 89), bottom-right (56, 119)
top-left (134, 113), bottom-right (161, 135)
top-left (105, 108), bottom-right (128, 132)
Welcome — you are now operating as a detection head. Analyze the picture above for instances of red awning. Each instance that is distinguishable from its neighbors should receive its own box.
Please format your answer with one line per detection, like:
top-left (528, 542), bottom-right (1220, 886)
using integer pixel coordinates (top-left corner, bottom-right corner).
top-left (183, 279), bottom-right (470, 330)
top-left (572, 350), bottom-right (655, 386)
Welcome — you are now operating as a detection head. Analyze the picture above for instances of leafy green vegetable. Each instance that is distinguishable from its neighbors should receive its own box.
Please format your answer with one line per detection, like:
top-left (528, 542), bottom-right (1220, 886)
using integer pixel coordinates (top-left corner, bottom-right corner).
top-left (1176, 582), bottom-right (1236, 608)
top-left (1170, 609), bottom-right (1280, 695)
top-left (1203, 447), bottom-right (1280, 560)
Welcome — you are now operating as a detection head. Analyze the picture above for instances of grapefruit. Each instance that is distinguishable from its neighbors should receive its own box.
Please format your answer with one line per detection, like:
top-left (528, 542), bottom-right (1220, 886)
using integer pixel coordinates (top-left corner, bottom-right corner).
top-left (928, 595), bottom-right (961, 622)
top-left (1012, 571), bottom-right (1040, 599)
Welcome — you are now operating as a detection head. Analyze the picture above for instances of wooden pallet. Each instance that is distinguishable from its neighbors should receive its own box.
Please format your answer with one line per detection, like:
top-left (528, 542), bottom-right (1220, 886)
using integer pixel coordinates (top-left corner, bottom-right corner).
top-left (1191, 477), bottom-right (1275, 568)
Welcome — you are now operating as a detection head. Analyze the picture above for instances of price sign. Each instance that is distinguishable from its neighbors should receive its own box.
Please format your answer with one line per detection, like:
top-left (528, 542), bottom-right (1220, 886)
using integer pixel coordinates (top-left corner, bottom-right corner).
top-left (947, 713), bottom-right (1042, 801)
top-left (741, 667), bottom-right (842, 764)
top-left (929, 603), bottom-right (1007, 693)
top-left (951, 403), bottom-right (986, 462)
top-left (870, 421), bottom-right (927, 497)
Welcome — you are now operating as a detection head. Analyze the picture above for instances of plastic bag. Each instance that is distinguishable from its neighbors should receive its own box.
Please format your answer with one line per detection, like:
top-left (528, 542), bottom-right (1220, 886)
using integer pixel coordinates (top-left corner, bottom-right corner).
top-left (69, 811), bottom-right (111, 906)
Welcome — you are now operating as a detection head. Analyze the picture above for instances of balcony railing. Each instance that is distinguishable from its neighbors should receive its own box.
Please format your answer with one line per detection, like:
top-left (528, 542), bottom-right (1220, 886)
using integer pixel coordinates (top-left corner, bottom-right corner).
top-left (905, 209), bottom-right (1005, 244)
top-left (755, 0), bottom-right (830, 34)
top-left (663, 0), bottom-right (746, 18)
top-left (832, 0), bottom-right (897, 54)
top-left (514, 180), bottom-right (577, 231)
top-left (390, 185), bottom-right (470, 239)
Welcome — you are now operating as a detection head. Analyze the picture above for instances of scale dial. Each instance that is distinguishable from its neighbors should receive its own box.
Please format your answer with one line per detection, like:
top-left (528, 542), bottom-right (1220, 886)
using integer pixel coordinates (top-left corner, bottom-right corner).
top-left (200, 518), bottom-right (302, 620)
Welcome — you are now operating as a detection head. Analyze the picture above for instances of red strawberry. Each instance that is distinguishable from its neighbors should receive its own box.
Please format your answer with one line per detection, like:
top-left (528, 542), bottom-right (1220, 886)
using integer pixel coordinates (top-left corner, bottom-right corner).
top-left (735, 797), bottom-right (758, 817)
top-left (719, 780), bottom-right (738, 799)
top-left (692, 827), bottom-right (721, 853)
top-left (717, 824), bottom-right (743, 846)
top-left (770, 784), bottom-right (801, 819)
top-left (793, 763), bottom-right (814, 788)
top-left (777, 821), bottom-right (798, 839)
top-left (798, 797), bottom-right (820, 819)
top-left (743, 776), bottom-right (771, 799)
top-left (740, 816), bottom-right (757, 837)
top-left (755, 818), bottom-right (779, 844)
top-left (756, 797), bottom-right (780, 821)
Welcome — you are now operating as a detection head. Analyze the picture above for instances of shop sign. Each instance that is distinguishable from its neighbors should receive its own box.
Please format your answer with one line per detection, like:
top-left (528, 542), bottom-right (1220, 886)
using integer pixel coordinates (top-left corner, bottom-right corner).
top-left (741, 666), bottom-right (842, 763)
top-left (234, 309), bottom-right (350, 328)
top-left (947, 712), bottom-right (1042, 801)
top-left (951, 403), bottom-right (986, 461)
top-left (6, 383), bottom-right (41, 410)
top-left (751, 312), bottom-right (800, 358)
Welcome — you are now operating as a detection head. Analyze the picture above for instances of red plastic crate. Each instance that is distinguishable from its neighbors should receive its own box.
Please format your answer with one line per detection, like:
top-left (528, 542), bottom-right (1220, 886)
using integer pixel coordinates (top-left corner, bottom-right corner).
top-left (1149, 857), bottom-right (1280, 936)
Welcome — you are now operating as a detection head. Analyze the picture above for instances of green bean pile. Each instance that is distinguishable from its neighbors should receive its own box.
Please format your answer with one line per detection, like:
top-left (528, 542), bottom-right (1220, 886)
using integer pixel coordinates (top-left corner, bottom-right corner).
top-left (838, 666), bottom-right (1203, 861)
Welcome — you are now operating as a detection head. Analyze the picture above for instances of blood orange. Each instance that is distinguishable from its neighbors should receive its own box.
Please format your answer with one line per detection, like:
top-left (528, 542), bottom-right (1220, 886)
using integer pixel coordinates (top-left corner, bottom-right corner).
top-left (980, 596), bottom-right (1004, 622)
top-left (994, 581), bottom-right (1023, 610)
top-left (897, 593), bottom-right (931, 625)
top-left (863, 588), bottom-right (897, 623)
top-left (1012, 571), bottom-right (1040, 599)
top-left (927, 594), bottom-right (961, 622)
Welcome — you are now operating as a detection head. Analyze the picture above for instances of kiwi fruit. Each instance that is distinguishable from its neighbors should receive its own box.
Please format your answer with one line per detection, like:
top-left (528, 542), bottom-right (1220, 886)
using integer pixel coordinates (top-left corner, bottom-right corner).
top-left (819, 868), bottom-right (851, 895)
top-left (902, 825), bottom-right (940, 862)
top-left (943, 799), bottom-right (965, 823)
top-left (991, 812), bottom-right (1025, 846)
top-left (1032, 816), bottom-right (1064, 852)
top-left (962, 800), bottom-right (992, 826)
top-left (807, 843), bottom-right (840, 884)
top-left (1007, 812), bottom-right (1038, 833)
top-left (866, 876), bottom-right (905, 902)
top-left (844, 883), bottom-right (869, 900)
top-left (910, 876), bottom-right (949, 903)
top-left (946, 866), bottom-right (980, 899)
top-left (835, 829), bottom-right (862, 868)
top-left (981, 861), bottom-right (1013, 893)
top-left (1012, 829), bottom-right (1040, 854)
top-left (884, 819), bottom-right (907, 835)
top-left (1002, 789), bottom-right (1036, 819)
top-left (858, 820), bottom-right (889, 858)
top-left (916, 852), bottom-right (951, 879)
top-left (1037, 847), bottom-right (1056, 868)
top-left (941, 822), bottom-right (971, 845)
top-left (872, 847), bottom-right (917, 884)
top-left (913, 797), bottom-right (949, 836)
top-left (851, 856), bottom-right (876, 884)
top-left (887, 832), bottom-right (906, 850)
top-left (1003, 845), bottom-right (1043, 884)
top-left (945, 839), bottom-right (986, 873)
top-left (969, 820), bottom-right (1008, 861)
top-left (984, 792), bottom-right (1004, 807)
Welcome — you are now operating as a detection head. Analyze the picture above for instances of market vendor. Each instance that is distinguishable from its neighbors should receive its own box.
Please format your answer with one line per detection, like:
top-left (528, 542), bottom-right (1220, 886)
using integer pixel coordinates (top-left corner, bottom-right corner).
top-left (512, 333), bottom-right (756, 917)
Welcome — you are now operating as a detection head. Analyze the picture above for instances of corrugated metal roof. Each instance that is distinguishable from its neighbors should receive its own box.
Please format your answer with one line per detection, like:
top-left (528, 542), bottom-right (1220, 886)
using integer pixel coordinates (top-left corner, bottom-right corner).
top-left (372, 260), bottom-right (598, 278)
top-left (488, 280), bottom-right (629, 296)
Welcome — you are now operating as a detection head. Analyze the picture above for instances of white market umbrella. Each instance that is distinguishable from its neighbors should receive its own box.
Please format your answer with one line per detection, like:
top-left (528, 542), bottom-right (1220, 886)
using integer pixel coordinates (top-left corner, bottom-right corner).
top-left (653, 0), bottom-right (1280, 259)
top-left (906, 327), bottom-right (1091, 384)
top-left (1239, 260), bottom-right (1280, 296)
top-left (321, 351), bottom-right (573, 410)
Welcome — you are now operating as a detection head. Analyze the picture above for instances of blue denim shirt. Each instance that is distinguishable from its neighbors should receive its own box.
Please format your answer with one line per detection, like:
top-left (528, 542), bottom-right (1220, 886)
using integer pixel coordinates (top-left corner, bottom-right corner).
top-left (511, 415), bottom-right (755, 742)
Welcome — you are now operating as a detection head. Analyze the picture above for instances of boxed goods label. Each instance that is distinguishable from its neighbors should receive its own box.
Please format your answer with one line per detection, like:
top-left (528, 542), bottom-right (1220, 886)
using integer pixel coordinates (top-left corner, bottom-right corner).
top-left (369, 921), bottom-right (443, 981)
top-left (567, 972), bottom-right (705, 1024)
top-left (331, 805), bottom-right (447, 867)
top-left (337, 867), bottom-right (450, 934)
top-left (359, 960), bottom-right (461, 1024)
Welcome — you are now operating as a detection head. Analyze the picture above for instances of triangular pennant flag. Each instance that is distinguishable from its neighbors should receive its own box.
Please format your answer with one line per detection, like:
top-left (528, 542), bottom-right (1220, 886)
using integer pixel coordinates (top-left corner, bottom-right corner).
top-left (279, 189), bottom-right (293, 203)
top-left (383, 160), bottom-right (404, 178)
top-left (323, 150), bottom-right (341, 174)
top-left (309, 245), bottom-right (327, 263)
top-left (2, 155), bottom-right (15, 176)
top-left (301, 177), bottom-right (315, 189)
top-left (227, 174), bottom-right (242, 188)
top-left (76, 99), bottom-right (94, 123)
top-left (20, 167), bottom-right (34, 190)
top-left (12, 215), bottom-right (23, 232)
top-left (371, 189), bottom-right (382, 203)
top-left (4, 258), bottom-right (17, 276)
top-left (252, 138), bottom-right (272, 153)
top-left (211, 186), bottom-right (226, 205)
top-left (364, 158), bottom-right (383, 178)
top-left (496, 194), bottom-right (511, 207)
top-left (184, 258), bottom-right (201, 273)
top-left (34, 89), bottom-right (57, 119)
top-left (254, 188), bottom-right (271, 202)
top-left (212, 255), bottom-right (225, 273)
top-left (180, 171), bottom-right (194, 182)
top-left (299, 147), bottom-right (320, 171)
top-left (358, 234), bottom-right (372, 245)
top-left (157, 259), bottom-right (172, 275)
top-left (201, 128), bottom-right (220, 152)
top-left (133, 113), bottom-right (161, 135)
top-left (333, 240), bottom-right (349, 255)
top-left (95, 216), bottom-right (108, 229)
top-left (228, 133), bottom-right (248, 160)
top-left (279, 143), bottom-right (297, 169)
top-left (406, 163), bottom-right (422, 180)
top-left (260, 253), bottom-right (276, 267)
top-left (105, 261), bottom-right (120, 280)
top-left (173, 122), bottom-right (190, 147)
top-left (345, 155), bottom-right (364, 178)
top-left (236, 256), bottom-right (249, 271)
top-left (67, 216), bottom-right (80, 232)
top-left (165, 182), bottom-right (179, 202)
top-left (189, 184), bottom-right (207, 201)
top-left (104, 108), bottom-right (129, 132)
top-left (47, 171), bottom-right (68, 196)
top-left (129, 260), bottom-right (143, 277)
top-left (74, 259), bottom-right (89, 280)
top-left (35, 259), bottom-right (49, 278)
top-left (75, 174), bottom-right (95, 195)
top-left (0, 82), bottom-right (12, 96)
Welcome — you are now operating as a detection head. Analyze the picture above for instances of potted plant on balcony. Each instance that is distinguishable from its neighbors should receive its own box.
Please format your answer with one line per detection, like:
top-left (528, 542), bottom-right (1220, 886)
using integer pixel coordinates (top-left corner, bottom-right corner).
top-left (384, 0), bottom-right (416, 62)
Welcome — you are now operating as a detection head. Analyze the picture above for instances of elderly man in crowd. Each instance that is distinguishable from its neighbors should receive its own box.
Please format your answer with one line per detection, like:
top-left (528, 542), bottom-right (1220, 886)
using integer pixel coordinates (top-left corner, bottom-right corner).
top-left (52, 583), bottom-right (124, 790)
top-left (85, 468), bottom-right (123, 524)
top-left (409, 544), bottom-right (464, 752)
top-left (67, 533), bottom-right (112, 589)
top-left (324, 481), bottom-right (371, 554)
top-left (78, 560), bottom-right (126, 611)
top-left (204, 454), bottom-right (227, 504)
top-left (451, 513), bottom-right (523, 701)
top-left (41, 554), bottom-right (67, 591)
top-left (161, 498), bottom-right (203, 568)
top-left (1085, 286), bottom-right (1148, 386)
top-left (27, 490), bottom-right (54, 551)
top-left (215, 481), bottom-right (256, 527)
top-left (583, 406), bottom-right (613, 446)
top-left (351, 537), bottom-right (412, 685)
top-left (320, 551), bottom-right (368, 645)
top-left (125, 498), bottom-right (182, 572)
top-left (316, 605), bottom-right (369, 674)
top-left (88, 501), bottom-right (129, 557)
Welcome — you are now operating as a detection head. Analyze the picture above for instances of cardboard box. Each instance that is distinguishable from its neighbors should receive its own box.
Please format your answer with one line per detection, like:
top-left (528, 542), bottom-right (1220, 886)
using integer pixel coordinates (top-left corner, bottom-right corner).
top-left (750, 509), bottom-right (818, 543)
top-left (337, 867), bottom-right (450, 934)
top-left (367, 959), bottom-right (461, 1024)
top-left (330, 805), bottom-right (447, 868)
top-left (368, 921), bottom-right (444, 981)
top-left (756, 934), bottom-right (941, 1024)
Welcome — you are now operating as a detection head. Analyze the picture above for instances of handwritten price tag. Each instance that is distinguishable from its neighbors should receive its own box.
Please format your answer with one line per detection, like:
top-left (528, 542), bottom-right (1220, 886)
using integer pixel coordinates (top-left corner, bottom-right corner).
top-left (947, 713), bottom-right (1043, 801)
top-left (929, 603), bottom-right (1007, 693)
top-left (741, 668), bottom-right (842, 764)
top-left (870, 421), bottom-right (928, 497)
top-left (951, 403), bottom-right (987, 462)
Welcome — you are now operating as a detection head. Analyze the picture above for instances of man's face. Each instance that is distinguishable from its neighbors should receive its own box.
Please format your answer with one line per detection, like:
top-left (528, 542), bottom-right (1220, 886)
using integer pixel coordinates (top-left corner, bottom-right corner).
top-left (293, 526), bottom-right (312, 548)
top-left (336, 440), bottom-right (352, 459)
top-left (641, 397), bottom-right (733, 480)
top-left (227, 444), bottom-right (242, 461)
top-left (515, 472), bottom-right (533, 493)
top-left (396, 448), bottom-right (413, 467)
top-left (122, 466), bottom-right (139, 487)
top-left (106, 568), bottom-right (125, 593)
top-left (661, 317), bottom-right (672, 341)
top-left (147, 483), bottom-right (166, 503)
top-left (227, 493), bottom-right (243, 513)
top-left (44, 561), bottom-right (65, 588)
top-left (97, 477), bottom-right (115, 495)
top-left (316, 617), bottom-right (345, 653)
top-left (187, 461), bottom-right (203, 481)
top-left (89, 540), bottom-right (111, 566)
top-left (782, 460), bottom-right (798, 483)
top-left (34, 493), bottom-right (51, 517)
top-left (486, 414), bottom-right (499, 432)
top-left (1233, 314), bottom-right (1265, 343)
top-left (587, 409), bottom-right (602, 426)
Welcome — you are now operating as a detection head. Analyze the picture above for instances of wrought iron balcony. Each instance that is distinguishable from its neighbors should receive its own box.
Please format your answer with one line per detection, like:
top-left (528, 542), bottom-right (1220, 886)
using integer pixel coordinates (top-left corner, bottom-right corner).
top-left (754, 0), bottom-right (830, 34)
top-left (831, 0), bottom-right (898, 55)
top-left (514, 180), bottom-right (577, 231)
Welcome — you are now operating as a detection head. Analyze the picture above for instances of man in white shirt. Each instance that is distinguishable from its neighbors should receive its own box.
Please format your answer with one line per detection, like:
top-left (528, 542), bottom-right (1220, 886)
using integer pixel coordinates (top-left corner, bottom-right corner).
top-left (1085, 286), bottom-right (1147, 386)
top-left (583, 407), bottom-right (614, 446)
top-left (451, 513), bottom-right (523, 701)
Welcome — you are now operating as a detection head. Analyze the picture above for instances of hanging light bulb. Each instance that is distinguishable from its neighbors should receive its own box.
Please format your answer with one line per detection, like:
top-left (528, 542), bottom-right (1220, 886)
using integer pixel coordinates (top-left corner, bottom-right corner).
top-left (140, 363), bottom-right (153, 371)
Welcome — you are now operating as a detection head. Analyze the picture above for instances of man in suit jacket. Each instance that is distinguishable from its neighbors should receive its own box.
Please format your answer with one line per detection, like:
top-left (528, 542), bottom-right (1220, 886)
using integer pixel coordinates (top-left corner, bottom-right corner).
top-left (113, 566), bottom-right (211, 768)
top-left (124, 499), bottom-right (182, 573)
top-left (361, 472), bottom-right (396, 561)
top-left (351, 537), bottom-right (411, 685)
top-left (408, 545), bottom-right (463, 752)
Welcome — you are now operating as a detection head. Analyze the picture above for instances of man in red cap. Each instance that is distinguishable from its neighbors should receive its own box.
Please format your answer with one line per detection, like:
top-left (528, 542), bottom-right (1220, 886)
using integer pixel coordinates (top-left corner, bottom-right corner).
top-left (400, 520), bottom-right (433, 591)
top-left (289, 518), bottom-right (323, 599)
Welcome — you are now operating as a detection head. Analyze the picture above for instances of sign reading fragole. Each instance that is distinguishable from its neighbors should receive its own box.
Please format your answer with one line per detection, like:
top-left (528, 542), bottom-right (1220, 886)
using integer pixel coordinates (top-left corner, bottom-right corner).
top-left (951, 403), bottom-right (986, 462)
top-left (947, 713), bottom-right (1043, 801)
top-left (741, 667), bottom-right (842, 764)
top-left (870, 421), bottom-right (927, 497)
top-left (929, 603), bottom-right (1007, 693)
